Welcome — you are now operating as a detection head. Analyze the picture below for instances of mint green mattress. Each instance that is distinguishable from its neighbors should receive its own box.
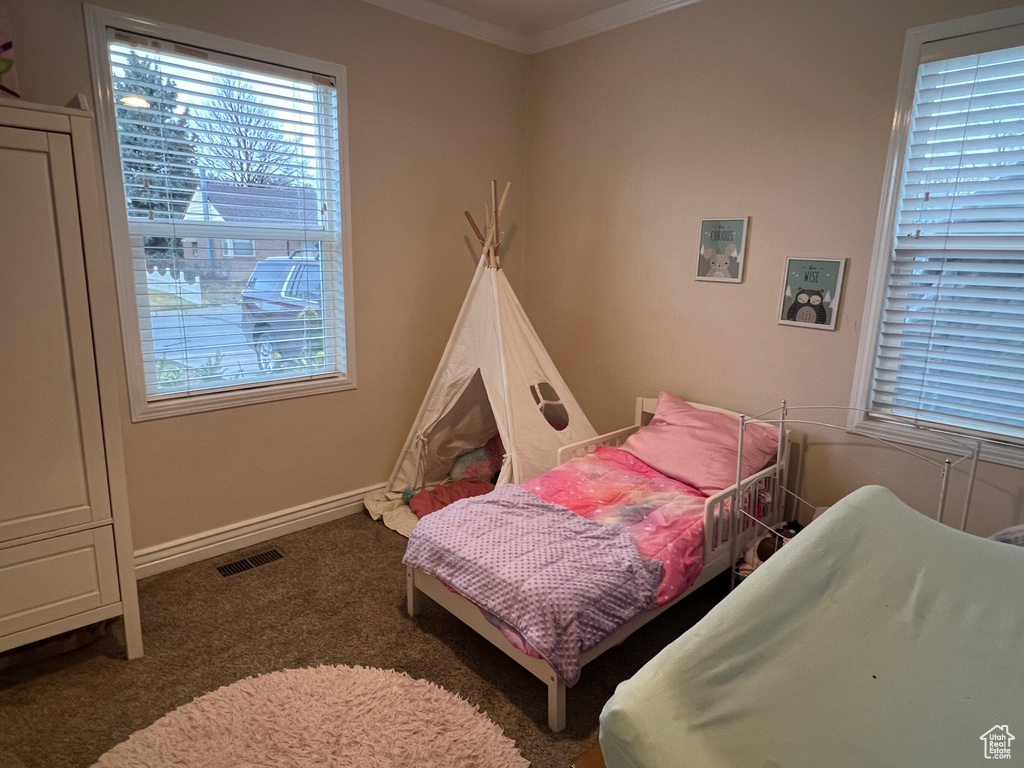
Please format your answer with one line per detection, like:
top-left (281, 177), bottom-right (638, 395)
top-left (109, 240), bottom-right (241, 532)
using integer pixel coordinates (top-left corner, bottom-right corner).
top-left (600, 485), bottom-right (1024, 768)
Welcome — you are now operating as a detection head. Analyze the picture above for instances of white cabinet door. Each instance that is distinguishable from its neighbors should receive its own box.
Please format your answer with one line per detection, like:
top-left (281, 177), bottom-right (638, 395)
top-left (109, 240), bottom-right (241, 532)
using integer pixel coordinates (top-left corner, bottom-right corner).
top-left (0, 125), bottom-right (112, 542)
top-left (0, 527), bottom-right (120, 638)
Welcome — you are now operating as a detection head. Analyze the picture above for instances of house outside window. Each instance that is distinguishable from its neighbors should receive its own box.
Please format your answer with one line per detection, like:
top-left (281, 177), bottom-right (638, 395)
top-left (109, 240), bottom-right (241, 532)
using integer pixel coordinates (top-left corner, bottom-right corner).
top-left (850, 6), bottom-right (1024, 467)
top-left (225, 239), bottom-right (255, 258)
top-left (85, 7), bottom-right (355, 420)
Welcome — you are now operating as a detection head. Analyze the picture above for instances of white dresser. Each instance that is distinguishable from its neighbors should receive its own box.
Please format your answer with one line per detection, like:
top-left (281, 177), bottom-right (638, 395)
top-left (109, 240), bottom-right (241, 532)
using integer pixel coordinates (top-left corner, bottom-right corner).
top-left (0, 100), bottom-right (142, 658)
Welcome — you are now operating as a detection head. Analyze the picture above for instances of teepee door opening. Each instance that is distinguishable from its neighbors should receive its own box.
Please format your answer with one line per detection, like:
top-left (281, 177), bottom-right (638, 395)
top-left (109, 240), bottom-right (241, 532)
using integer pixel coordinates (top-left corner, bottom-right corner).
top-left (415, 369), bottom-right (503, 488)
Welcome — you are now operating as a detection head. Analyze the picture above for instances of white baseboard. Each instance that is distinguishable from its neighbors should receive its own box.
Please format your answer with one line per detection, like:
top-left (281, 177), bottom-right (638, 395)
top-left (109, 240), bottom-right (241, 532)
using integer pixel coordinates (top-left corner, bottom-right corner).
top-left (133, 483), bottom-right (385, 580)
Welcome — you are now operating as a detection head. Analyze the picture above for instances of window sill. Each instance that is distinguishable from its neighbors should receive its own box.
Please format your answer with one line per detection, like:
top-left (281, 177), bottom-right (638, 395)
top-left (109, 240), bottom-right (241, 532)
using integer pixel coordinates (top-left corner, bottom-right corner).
top-left (129, 373), bottom-right (356, 422)
top-left (847, 411), bottom-right (1024, 471)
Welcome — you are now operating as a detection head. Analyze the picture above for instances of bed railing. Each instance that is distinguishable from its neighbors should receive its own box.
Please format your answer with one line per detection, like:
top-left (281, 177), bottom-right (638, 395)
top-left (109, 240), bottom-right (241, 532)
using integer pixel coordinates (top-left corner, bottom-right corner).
top-left (556, 424), bottom-right (640, 465)
top-left (703, 463), bottom-right (784, 565)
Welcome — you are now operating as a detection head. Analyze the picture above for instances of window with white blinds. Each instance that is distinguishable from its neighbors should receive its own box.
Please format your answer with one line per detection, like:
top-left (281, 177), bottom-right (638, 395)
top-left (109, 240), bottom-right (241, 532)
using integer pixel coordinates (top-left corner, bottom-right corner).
top-left (864, 20), bottom-right (1024, 449)
top-left (86, 9), bottom-right (354, 419)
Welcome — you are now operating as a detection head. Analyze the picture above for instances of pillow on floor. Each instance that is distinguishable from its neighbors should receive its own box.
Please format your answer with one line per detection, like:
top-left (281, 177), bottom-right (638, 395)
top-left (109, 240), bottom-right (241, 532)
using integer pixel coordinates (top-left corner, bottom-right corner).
top-left (409, 478), bottom-right (495, 519)
top-left (449, 434), bottom-right (505, 482)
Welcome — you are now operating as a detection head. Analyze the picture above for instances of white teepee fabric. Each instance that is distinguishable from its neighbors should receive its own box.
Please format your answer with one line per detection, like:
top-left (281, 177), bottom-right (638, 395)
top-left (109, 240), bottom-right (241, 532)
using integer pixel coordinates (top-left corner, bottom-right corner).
top-left (367, 257), bottom-right (597, 535)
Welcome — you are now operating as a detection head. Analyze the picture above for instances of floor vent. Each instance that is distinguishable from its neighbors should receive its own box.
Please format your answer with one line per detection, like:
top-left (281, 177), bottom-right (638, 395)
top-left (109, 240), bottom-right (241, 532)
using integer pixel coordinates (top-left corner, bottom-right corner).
top-left (216, 548), bottom-right (283, 577)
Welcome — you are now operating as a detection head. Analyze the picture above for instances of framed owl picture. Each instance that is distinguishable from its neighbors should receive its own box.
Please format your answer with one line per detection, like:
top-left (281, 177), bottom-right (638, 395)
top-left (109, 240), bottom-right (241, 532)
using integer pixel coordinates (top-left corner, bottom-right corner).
top-left (778, 257), bottom-right (846, 331)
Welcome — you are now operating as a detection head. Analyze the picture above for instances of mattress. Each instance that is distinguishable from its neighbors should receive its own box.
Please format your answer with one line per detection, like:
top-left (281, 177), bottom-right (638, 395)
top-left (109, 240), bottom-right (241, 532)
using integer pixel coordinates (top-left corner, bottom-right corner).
top-left (599, 485), bottom-right (1024, 768)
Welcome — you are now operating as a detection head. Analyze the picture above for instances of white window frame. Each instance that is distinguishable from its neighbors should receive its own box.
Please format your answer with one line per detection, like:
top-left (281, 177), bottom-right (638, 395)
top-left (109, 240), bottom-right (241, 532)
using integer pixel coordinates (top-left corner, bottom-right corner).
top-left (849, 4), bottom-right (1024, 468)
top-left (85, 6), bottom-right (356, 421)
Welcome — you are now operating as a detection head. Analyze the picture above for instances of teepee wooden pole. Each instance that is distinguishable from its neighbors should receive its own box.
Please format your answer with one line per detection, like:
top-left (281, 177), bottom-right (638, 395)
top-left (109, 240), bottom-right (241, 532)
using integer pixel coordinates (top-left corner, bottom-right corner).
top-left (494, 181), bottom-right (511, 264)
top-left (464, 181), bottom-right (511, 269)
top-left (492, 180), bottom-right (500, 260)
top-left (480, 217), bottom-right (497, 268)
top-left (497, 181), bottom-right (511, 214)
top-left (465, 211), bottom-right (485, 244)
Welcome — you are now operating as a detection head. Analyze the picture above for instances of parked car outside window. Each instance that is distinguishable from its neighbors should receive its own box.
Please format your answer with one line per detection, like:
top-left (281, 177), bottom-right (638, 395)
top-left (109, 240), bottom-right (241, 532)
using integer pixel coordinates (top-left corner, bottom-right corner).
top-left (241, 254), bottom-right (323, 372)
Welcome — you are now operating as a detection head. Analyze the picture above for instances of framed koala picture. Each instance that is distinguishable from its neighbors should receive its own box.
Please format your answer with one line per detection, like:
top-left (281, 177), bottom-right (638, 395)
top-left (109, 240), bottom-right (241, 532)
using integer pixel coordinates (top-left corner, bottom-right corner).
top-left (696, 217), bottom-right (748, 283)
top-left (778, 257), bottom-right (846, 331)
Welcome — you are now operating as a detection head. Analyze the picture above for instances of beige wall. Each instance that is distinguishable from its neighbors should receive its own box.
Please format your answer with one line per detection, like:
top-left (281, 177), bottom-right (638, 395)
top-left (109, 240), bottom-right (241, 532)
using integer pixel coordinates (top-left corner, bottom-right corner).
top-left (523, 0), bottom-right (1024, 534)
top-left (9, 0), bottom-right (1024, 554)
top-left (7, 0), bottom-right (527, 550)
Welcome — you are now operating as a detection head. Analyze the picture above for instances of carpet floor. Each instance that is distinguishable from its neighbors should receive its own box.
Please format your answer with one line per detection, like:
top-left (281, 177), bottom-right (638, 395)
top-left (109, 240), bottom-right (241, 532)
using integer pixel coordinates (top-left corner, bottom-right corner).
top-left (0, 510), bottom-right (730, 768)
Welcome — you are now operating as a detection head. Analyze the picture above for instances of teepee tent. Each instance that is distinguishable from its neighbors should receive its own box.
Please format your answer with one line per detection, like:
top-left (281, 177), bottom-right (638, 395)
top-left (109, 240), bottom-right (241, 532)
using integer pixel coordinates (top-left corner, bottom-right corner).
top-left (366, 182), bottom-right (597, 535)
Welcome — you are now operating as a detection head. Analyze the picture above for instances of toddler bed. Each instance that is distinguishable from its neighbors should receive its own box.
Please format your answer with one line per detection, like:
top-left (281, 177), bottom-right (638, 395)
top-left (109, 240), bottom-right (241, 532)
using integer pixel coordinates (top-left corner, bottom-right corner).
top-left (403, 393), bottom-right (790, 731)
top-left (599, 484), bottom-right (1024, 767)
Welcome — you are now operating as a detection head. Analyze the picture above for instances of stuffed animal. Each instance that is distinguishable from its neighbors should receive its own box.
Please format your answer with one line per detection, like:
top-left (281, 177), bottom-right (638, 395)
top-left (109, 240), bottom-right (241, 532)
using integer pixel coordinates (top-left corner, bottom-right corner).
top-left (991, 523), bottom-right (1024, 547)
top-left (737, 520), bottom-right (804, 579)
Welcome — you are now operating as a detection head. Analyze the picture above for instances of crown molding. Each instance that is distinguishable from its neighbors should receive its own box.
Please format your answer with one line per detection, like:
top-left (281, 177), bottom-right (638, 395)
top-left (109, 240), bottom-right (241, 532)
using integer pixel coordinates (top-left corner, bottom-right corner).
top-left (529, 0), bottom-right (704, 53)
top-left (358, 0), bottom-right (532, 53)
top-left (358, 0), bottom-right (705, 54)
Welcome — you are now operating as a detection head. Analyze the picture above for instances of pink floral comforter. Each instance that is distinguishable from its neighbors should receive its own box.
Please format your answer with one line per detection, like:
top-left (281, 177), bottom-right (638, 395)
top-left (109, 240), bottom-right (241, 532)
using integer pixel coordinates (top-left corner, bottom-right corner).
top-left (523, 445), bottom-right (708, 607)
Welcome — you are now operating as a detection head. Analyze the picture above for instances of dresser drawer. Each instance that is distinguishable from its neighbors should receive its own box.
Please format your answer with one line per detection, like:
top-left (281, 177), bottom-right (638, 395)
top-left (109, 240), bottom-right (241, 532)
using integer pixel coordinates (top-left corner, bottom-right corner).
top-left (0, 527), bottom-right (121, 639)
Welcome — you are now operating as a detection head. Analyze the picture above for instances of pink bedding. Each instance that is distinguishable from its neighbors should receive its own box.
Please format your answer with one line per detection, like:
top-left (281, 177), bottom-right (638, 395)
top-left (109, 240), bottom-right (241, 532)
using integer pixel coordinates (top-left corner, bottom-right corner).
top-left (523, 445), bottom-right (708, 607)
top-left (472, 445), bottom-right (710, 661)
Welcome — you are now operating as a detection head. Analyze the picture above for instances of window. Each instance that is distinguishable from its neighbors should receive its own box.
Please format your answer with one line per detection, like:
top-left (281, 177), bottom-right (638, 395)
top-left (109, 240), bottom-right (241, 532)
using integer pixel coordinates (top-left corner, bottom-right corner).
top-left (85, 8), bottom-right (354, 420)
top-left (851, 6), bottom-right (1024, 465)
top-left (225, 239), bottom-right (255, 257)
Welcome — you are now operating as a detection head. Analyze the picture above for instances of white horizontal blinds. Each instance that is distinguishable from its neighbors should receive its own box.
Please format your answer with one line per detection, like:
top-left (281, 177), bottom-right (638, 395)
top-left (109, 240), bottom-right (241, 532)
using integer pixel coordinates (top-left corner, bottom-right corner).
top-left (106, 28), bottom-right (344, 397)
top-left (871, 28), bottom-right (1024, 442)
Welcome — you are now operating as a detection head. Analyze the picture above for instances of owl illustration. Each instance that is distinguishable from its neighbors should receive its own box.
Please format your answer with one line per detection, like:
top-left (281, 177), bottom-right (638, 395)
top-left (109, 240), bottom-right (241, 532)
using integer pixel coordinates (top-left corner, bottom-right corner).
top-left (786, 288), bottom-right (827, 324)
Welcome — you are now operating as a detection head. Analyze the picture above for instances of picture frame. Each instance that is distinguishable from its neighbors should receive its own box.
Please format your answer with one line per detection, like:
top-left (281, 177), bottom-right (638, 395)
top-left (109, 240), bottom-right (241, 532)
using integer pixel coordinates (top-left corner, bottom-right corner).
top-left (778, 257), bottom-right (846, 331)
top-left (696, 217), bottom-right (748, 283)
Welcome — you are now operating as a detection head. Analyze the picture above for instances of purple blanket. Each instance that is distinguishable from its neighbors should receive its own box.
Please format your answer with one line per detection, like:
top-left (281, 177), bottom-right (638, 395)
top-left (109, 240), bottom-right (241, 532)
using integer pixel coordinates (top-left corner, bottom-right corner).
top-left (403, 485), bottom-right (663, 685)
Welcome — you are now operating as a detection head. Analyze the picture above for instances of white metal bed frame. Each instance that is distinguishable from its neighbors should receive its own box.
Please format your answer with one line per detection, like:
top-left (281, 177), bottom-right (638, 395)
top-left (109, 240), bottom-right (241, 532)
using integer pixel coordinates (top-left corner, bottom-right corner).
top-left (751, 402), bottom-right (982, 529)
top-left (405, 397), bottom-right (791, 731)
top-left (727, 402), bottom-right (984, 589)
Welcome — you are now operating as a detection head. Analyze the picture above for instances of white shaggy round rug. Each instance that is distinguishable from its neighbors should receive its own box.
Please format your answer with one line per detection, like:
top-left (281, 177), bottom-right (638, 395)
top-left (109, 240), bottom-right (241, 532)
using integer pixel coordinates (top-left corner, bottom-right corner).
top-left (92, 665), bottom-right (529, 767)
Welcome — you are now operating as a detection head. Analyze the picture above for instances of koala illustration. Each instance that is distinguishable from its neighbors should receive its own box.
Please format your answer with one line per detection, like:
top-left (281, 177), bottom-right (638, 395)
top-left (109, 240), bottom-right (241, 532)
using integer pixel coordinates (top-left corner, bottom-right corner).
top-left (703, 243), bottom-right (737, 279)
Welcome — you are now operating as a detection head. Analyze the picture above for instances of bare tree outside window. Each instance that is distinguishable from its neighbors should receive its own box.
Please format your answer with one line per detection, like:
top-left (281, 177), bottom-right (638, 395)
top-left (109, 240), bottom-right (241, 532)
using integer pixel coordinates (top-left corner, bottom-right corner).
top-left (194, 76), bottom-right (310, 187)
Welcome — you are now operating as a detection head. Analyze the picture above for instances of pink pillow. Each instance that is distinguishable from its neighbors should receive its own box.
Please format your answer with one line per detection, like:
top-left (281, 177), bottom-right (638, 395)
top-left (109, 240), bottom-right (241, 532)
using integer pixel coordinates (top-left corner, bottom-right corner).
top-left (621, 392), bottom-right (780, 494)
